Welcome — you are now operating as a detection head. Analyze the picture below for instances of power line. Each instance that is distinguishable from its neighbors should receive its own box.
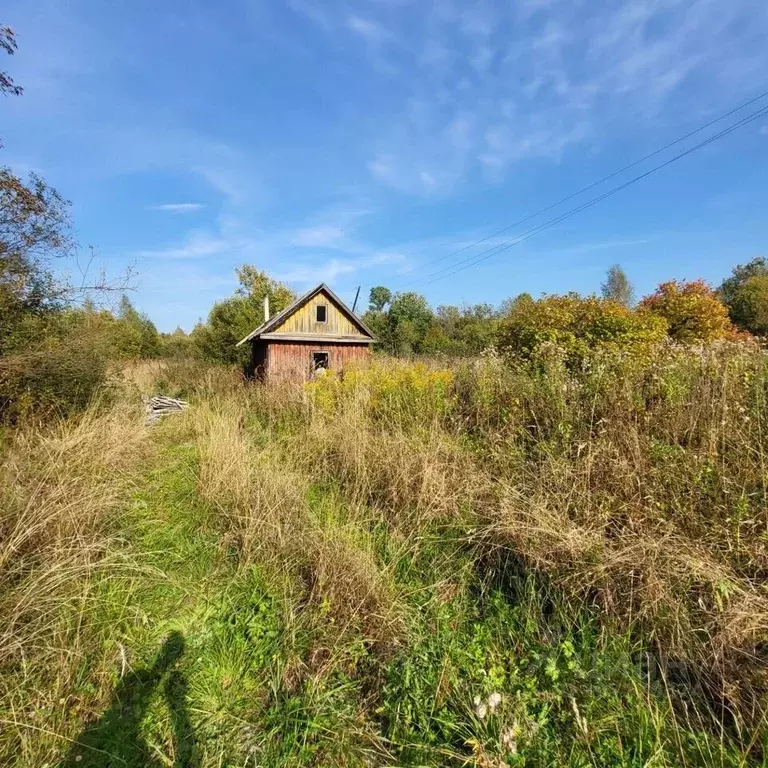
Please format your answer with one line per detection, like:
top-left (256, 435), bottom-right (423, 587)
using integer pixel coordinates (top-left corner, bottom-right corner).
top-left (414, 103), bottom-right (768, 287)
top-left (408, 102), bottom-right (768, 290)
top-left (393, 89), bottom-right (768, 286)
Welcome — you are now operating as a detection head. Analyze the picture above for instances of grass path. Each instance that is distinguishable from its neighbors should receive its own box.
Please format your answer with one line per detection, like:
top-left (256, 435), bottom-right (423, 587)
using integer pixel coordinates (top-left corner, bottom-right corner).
top-left (61, 421), bottom-right (284, 767)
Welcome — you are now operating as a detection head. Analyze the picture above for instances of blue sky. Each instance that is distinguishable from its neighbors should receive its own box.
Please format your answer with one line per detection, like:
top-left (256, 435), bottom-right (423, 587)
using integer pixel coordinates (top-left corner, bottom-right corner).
top-left (3, 0), bottom-right (767, 331)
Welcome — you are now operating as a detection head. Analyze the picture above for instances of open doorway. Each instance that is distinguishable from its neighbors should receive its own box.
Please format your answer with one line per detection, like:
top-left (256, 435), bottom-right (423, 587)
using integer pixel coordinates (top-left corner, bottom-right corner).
top-left (311, 351), bottom-right (329, 374)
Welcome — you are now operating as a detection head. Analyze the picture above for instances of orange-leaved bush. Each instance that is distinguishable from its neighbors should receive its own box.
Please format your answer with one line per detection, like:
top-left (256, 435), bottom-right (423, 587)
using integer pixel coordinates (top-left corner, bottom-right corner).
top-left (639, 279), bottom-right (734, 343)
top-left (496, 293), bottom-right (667, 365)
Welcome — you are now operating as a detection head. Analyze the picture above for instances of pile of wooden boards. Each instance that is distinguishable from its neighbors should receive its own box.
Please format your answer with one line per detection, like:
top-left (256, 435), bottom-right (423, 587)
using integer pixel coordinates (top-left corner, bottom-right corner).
top-left (143, 395), bottom-right (189, 425)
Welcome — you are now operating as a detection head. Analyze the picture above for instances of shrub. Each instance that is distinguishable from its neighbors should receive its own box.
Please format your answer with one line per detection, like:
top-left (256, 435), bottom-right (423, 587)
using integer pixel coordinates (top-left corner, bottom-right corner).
top-left (0, 307), bottom-right (148, 423)
top-left (0, 340), bottom-right (110, 423)
top-left (496, 293), bottom-right (666, 366)
top-left (724, 274), bottom-right (768, 336)
top-left (306, 359), bottom-right (454, 425)
top-left (159, 327), bottom-right (197, 359)
top-left (639, 279), bottom-right (734, 343)
top-left (719, 257), bottom-right (768, 335)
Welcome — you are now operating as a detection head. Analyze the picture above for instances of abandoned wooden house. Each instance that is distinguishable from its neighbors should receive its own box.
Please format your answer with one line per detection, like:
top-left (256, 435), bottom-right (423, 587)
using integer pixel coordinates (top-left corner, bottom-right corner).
top-left (236, 283), bottom-right (376, 381)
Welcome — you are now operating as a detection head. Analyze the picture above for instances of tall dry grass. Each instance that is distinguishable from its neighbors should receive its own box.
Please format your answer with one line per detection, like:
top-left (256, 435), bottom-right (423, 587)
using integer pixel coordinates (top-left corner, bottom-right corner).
top-left (139, 348), bottom-right (768, 748)
top-left (255, 349), bottom-right (768, 740)
top-left (192, 393), bottom-right (403, 647)
top-left (0, 398), bottom-right (151, 760)
top-left (122, 357), bottom-right (244, 400)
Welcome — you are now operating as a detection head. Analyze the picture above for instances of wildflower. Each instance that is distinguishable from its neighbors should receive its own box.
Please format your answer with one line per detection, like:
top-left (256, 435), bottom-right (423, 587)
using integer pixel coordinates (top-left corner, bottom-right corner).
top-left (473, 695), bottom-right (489, 719)
top-left (488, 692), bottom-right (502, 712)
top-left (501, 725), bottom-right (517, 755)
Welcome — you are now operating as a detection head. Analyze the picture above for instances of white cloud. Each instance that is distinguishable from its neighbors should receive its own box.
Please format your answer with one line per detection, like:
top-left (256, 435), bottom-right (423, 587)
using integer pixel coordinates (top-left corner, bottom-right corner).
top-left (291, 225), bottom-right (345, 247)
top-left (347, 16), bottom-right (390, 43)
top-left (480, 120), bottom-right (592, 172)
top-left (150, 203), bottom-right (205, 213)
top-left (275, 251), bottom-right (406, 286)
top-left (760, 125), bottom-right (768, 136)
top-left (275, 258), bottom-right (360, 284)
top-left (344, 0), bottom-right (768, 194)
top-left (288, 0), bottom-right (334, 31)
top-left (136, 231), bottom-right (230, 260)
top-left (131, 206), bottom-right (400, 291)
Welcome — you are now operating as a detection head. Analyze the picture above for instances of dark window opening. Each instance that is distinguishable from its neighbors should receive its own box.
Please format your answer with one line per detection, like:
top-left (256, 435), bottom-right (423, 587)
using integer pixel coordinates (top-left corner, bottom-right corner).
top-left (312, 351), bottom-right (329, 373)
top-left (316, 304), bottom-right (327, 323)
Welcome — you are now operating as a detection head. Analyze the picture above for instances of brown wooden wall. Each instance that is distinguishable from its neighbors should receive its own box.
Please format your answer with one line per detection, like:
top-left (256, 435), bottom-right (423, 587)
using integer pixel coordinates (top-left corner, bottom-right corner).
top-left (265, 340), bottom-right (370, 381)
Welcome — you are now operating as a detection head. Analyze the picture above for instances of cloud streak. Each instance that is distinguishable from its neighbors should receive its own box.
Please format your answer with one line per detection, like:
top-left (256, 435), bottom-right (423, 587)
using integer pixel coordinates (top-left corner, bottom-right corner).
top-left (136, 231), bottom-right (229, 260)
top-left (129, 206), bottom-right (404, 292)
top-left (274, 251), bottom-right (406, 285)
top-left (323, 0), bottom-right (768, 194)
top-left (291, 225), bottom-right (346, 248)
top-left (150, 203), bottom-right (206, 213)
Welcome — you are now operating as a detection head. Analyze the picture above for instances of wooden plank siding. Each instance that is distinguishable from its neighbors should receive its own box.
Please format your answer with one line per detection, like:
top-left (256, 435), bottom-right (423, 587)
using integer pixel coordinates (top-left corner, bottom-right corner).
top-left (272, 290), bottom-right (366, 338)
top-left (265, 340), bottom-right (370, 381)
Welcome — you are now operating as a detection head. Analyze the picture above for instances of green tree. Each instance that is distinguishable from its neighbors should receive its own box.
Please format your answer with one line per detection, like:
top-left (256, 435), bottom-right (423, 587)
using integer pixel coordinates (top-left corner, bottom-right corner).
top-left (719, 257), bottom-right (768, 334)
top-left (0, 169), bottom-right (73, 353)
top-left (160, 327), bottom-right (196, 359)
top-left (639, 280), bottom-right (733, 343)
top-left (499, 292), bottom-right (533, 316)
top-left (118, 295), bottom-right (161, 358)
top-left (601, 264), bottom-right (635, 307)
top-left (194, 267), bottom-right (296, 365)
top-left (725, 275), bottom-right (768, 336)
top-left (433, 303), bottom-right (499, 355)
top-left (387, 291), bottom-right (434, 354)
top-left (361, 308), bottom-right (390, 352)
top-left (368, 286), bottom-right (392, 312)
top-left (235, 265), bottom-right (296, 310)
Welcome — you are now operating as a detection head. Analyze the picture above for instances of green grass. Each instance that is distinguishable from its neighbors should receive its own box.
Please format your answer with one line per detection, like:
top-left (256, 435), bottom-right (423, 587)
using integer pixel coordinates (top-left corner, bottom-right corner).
top-left (49, 425), bottom-right (287, 767)
top-left (45, 420), bottom-right (379, 767)
top-left (5, 350), bottom-right (768, 766)
top-left (52, 430), bottom-right (750, 767)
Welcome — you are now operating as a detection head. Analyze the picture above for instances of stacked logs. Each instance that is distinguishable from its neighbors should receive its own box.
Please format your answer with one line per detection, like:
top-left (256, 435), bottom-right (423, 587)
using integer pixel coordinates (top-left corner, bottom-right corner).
top-left (143, 395), bottom-right (189, 425)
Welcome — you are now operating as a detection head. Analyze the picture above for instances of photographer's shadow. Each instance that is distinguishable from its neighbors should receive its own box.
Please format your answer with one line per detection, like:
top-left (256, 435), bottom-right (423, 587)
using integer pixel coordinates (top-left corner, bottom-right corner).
top-left (62, 631), bottom-right (195, 767)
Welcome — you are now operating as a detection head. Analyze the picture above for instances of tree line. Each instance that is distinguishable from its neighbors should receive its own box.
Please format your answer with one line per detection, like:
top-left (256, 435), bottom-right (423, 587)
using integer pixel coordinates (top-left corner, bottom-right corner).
top-left (2, 147), bottom-right (767, 421)
top-left (357, 260), bottom-right (767, 357)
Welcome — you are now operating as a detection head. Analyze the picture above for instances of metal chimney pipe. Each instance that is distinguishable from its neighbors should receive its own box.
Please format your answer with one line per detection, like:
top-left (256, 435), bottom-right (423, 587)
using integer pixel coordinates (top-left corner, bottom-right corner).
top-left (263, 295), bottom-right (270, 322)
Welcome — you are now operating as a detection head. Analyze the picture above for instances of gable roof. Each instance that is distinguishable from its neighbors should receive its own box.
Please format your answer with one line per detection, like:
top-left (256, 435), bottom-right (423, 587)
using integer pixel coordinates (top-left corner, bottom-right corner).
top-left (236, 283), bottom-right (375, 346)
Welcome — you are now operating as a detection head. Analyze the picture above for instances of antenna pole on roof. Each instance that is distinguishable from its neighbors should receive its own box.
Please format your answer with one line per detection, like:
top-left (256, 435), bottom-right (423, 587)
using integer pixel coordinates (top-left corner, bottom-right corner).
top-left (351, 285), bottom-right (361, 314)
top-left (263, 295), bottom-right (270, 322)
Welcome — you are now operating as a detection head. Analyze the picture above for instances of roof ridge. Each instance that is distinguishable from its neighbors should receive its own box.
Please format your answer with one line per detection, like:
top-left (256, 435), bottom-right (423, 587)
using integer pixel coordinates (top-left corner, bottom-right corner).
top-left (235, 283), bottom-right (375, 346)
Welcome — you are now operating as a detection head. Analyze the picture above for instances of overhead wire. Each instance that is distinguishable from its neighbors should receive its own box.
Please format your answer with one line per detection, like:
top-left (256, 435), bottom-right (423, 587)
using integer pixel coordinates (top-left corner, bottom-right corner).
top-left (406, 101), bottom-right (768, 289)
top-left (389, 89), bottom-right (768, 287)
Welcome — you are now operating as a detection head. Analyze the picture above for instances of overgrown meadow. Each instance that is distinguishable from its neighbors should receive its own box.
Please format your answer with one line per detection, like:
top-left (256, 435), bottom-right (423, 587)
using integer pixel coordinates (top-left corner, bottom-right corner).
top-left (2, 342), bottom-right (768, 767)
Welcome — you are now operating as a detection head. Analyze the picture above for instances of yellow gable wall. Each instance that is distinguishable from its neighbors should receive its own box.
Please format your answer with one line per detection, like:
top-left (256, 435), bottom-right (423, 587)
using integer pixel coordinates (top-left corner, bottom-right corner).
top-left (272, 291), bottom-right (367, 337)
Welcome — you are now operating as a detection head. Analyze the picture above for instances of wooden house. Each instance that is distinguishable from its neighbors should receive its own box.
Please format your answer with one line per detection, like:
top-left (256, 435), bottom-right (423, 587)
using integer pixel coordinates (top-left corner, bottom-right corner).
top-left (236, 283), bottom-right (375, 381)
